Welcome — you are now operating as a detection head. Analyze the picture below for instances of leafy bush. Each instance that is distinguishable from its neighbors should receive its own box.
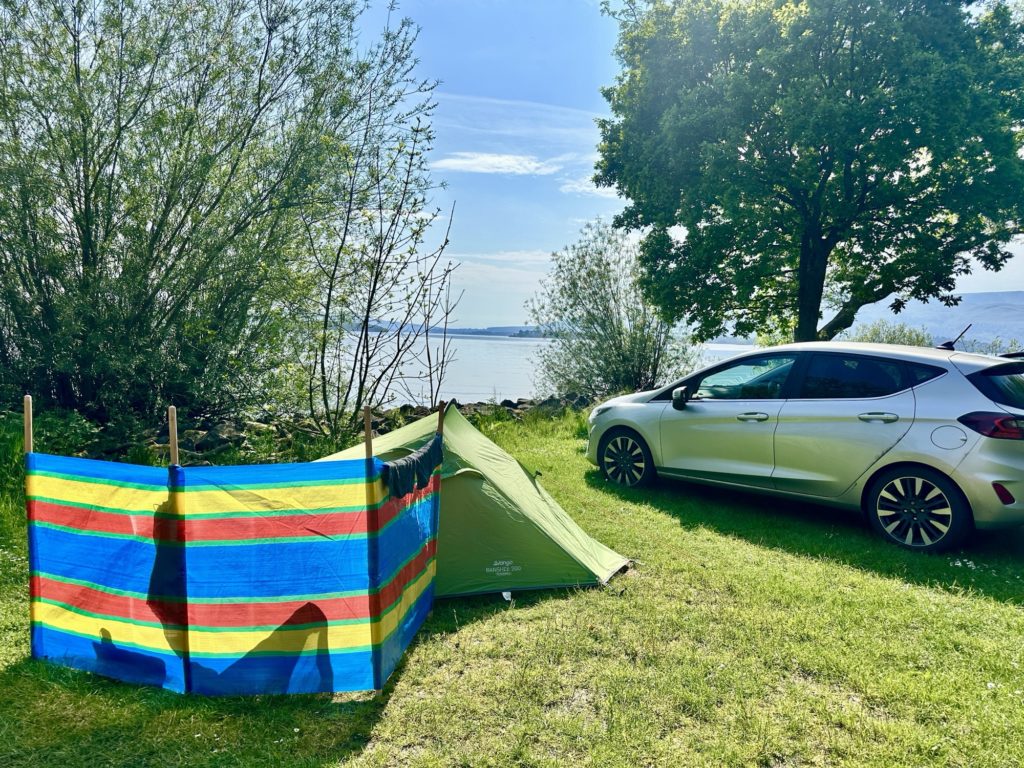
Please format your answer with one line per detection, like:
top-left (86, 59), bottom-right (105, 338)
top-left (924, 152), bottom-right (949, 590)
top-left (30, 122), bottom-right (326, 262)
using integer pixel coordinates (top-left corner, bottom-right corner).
top-left (528, 221), bottom-right (699, 400)
top-left (839, 320), bottom-right (933, 347)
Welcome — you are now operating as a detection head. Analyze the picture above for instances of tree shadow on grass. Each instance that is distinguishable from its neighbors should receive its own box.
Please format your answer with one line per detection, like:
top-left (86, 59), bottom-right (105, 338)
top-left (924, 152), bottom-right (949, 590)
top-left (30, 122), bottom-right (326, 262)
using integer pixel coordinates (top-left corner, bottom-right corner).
top-left (585, 470), bottom-right (1024, 606)
top-left (0, 591), bottom-right (560, 768)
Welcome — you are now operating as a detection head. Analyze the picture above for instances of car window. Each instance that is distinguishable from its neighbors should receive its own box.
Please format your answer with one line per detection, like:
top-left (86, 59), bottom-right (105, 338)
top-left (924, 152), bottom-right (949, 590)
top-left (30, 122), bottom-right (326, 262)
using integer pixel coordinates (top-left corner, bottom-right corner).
top-left (798, 354), bottom-right (905, 399)
top-left (969, 362), bottom-right (1024, 409)
top-left (905, 362), bottom-right (945, 386)
top-left (693, 356), bottom-right (797, 400)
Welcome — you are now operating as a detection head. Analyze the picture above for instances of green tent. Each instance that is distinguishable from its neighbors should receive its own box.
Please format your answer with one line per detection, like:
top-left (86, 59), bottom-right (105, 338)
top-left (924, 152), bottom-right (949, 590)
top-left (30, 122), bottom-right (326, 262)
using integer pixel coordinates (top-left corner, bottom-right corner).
top-left (320, 406), bottom-right (627, 597)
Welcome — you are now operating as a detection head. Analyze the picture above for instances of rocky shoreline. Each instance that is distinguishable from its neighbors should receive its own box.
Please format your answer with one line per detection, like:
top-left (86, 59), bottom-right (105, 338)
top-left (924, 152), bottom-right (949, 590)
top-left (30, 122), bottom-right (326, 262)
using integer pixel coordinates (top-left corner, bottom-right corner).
top-left (137, 394), bottom-right (594, 465)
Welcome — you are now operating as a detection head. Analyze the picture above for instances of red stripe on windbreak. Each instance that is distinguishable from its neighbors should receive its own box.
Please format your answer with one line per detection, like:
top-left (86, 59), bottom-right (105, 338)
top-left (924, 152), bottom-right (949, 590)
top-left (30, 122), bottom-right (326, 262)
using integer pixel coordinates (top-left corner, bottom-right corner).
top-left (30, 541), bottom-right (436, 628)
top-left (29, 499), bottom-right (160, 539)
top-left (29, 477), bottom-right (439, 543)
top-left (32, 575), bottom-right (188, 626)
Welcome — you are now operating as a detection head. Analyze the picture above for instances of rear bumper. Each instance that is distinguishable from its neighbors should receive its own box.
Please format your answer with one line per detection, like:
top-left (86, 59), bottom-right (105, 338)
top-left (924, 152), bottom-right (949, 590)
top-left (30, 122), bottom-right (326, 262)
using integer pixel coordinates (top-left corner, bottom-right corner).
top-left (953, 440), bottom-right (1024, 529)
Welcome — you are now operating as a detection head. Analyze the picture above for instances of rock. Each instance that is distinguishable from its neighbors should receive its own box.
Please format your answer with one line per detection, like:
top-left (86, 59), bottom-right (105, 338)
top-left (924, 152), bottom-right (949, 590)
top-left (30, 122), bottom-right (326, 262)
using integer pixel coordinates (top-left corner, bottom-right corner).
top-left (533, 396), bottom-right (565, 415)
top-left (195, 422), bottom-right (244, 451)
top-left (499, 399), bottom-right (517, 409)
top-left (180, 429), bottom-right (204, 451)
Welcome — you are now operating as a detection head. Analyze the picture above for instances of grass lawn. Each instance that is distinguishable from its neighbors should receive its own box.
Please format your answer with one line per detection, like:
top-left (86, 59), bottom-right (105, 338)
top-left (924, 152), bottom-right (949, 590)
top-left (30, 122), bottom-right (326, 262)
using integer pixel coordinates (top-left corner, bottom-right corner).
top-left (1, 412), bottom-right (1023, 767)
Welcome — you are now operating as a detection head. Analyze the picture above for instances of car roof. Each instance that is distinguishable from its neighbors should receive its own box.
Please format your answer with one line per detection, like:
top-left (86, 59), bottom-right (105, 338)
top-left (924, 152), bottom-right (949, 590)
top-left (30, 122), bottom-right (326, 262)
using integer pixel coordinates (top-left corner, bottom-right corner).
top-left (753, 341), bottom-right (1007, 373)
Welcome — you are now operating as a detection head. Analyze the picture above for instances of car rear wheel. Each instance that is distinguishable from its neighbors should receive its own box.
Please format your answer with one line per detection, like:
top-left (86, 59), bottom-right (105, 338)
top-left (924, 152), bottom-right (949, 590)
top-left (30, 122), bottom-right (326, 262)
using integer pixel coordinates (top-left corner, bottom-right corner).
top-left (866, 467), bottom-right (972, 552)
top-left (598, 428), bottom-right (655, 488)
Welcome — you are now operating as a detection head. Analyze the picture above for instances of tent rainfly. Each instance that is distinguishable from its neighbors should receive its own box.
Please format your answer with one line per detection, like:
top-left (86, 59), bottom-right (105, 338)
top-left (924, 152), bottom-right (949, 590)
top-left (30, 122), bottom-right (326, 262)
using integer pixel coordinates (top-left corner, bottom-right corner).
top-left (321, 405), bottom-right (628, 597)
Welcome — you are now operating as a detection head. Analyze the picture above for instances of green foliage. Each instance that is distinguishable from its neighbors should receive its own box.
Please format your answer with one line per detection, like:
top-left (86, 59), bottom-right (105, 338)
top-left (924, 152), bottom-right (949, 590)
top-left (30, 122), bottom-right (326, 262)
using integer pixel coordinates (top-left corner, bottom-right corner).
top-left (958, 335), bottom-right (1024, 356)
top-left (839, 320), bottom-right (933, 347)
top-left (599, 0), bottom-right (1024, 342)
top-left (528, 221), bottom-right (699, 399)
top-left (0, 0), bottom-right (422, 423)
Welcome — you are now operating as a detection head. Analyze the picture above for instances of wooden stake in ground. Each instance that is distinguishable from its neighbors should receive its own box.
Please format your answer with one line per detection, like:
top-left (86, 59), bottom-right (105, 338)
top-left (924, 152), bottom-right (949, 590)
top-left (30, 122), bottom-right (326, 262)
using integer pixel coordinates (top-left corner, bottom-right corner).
top-left (23, 395), bottom-right (32, 454)
top-left (168, 406), bottom-right (179, 466)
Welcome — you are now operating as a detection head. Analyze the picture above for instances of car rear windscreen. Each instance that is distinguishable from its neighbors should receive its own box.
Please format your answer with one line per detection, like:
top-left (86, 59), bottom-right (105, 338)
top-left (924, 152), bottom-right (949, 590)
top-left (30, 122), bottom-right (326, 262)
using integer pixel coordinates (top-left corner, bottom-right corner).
top-left (969, 362), bottom-right (1024, 410)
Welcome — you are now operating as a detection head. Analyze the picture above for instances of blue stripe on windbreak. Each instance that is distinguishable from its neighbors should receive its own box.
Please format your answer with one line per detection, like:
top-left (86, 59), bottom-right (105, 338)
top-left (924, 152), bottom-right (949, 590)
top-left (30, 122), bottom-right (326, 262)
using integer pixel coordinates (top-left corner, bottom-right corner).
top-left (376, 582), bottom-right (435, 688)
top-left (374, 493), bottom-right (438, 583)
top-left (26, 453), bottom-right (168, 488)
top-left (174, 458), bottom-right (382, 489)
top-left (31, 624), bottom-right (187, 693)
top-left (188, 648), bottom-right (376, 695)
top-left (29, 525), bottom-right (163, 597)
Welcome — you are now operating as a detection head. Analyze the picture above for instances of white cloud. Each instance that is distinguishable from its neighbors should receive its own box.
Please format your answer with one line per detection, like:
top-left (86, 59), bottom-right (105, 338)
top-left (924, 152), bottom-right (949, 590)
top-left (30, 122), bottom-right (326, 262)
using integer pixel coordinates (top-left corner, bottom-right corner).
top-left (433, 152), bottom-right (563, 175)
top-left (558, 174), bottom-right (620, 199)
top-left (434, 93), bottom-right (604, 147)
top-left (450, 249), bottom-right (552, 266)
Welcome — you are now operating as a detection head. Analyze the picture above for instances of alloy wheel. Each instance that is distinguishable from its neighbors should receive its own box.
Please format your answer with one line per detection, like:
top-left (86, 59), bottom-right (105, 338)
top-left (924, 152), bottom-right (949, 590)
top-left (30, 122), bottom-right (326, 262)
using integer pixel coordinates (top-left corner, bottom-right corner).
top-left (602, 434), bottom-right (647, 486)
top-left (875, 476), bottom-right (954, 548)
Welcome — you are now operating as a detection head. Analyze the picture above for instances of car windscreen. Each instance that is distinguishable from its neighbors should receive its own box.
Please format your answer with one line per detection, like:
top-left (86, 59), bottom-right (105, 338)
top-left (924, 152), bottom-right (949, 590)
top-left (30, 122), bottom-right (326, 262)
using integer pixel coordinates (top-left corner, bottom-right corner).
top-left (968, 362), bottom-right (1024, 410)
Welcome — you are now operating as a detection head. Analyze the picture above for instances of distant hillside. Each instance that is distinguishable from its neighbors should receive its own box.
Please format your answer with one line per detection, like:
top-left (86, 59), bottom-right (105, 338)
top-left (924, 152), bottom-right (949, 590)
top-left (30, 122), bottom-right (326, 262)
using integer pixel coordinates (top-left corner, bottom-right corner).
top-left (851, 291), bottom-right (1024, 343)
top-left (448, 326), bottom-right (543, 337)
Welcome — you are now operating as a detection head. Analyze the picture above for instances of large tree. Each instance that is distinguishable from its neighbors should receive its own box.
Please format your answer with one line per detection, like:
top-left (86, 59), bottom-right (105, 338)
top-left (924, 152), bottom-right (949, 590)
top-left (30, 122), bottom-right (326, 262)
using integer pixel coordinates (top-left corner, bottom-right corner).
top-left (597, 0), bottom-right (1024, 341)
top-left (0, 0), bottom-right (449, 424)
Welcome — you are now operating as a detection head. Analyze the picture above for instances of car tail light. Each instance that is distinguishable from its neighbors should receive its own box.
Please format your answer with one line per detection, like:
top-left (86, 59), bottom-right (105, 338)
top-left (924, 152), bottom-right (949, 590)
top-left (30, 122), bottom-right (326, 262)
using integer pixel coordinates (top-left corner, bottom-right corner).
top-left (958, 412), bottom-right (1024, 440)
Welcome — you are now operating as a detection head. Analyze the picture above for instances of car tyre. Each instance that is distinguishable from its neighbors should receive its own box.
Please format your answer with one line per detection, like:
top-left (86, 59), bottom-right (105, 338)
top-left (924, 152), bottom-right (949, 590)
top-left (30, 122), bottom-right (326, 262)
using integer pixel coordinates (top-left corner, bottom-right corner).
top-left (598, 428), bottom-right (655, 488)
top-left (866, 466), bottom-right (973, 552)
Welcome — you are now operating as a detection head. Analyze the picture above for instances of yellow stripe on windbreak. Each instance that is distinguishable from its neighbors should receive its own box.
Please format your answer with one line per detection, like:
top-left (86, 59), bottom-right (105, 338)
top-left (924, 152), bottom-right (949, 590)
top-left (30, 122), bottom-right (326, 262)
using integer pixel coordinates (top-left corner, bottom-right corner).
top-left (27, 475), bottom-right (170, 514)
top-left (179, 479), bottom-right (386, 516)
top-left (32, 562), bottom-right (435, 656)
top-left (33, 600), bottom-right (187, 653)
top-left (26, 475), bottom-right (387, 517)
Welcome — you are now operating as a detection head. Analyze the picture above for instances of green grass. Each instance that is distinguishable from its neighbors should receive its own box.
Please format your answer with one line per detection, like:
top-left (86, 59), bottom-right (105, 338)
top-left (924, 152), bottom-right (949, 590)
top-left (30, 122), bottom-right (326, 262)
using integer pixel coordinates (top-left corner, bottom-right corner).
top-left (1, 413), bottom-right (1023, 766)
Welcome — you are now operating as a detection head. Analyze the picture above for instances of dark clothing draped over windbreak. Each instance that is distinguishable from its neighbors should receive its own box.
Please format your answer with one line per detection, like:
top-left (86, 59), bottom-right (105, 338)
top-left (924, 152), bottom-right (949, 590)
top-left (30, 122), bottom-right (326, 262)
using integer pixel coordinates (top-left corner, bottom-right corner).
top-left (382, 433), bottom-right (444, 498)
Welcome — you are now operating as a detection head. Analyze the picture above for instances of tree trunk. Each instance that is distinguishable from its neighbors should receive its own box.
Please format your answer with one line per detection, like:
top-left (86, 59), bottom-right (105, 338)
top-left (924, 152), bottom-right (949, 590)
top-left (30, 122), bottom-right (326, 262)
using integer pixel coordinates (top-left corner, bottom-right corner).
top-left (794, 233), bottom-right (829, 342)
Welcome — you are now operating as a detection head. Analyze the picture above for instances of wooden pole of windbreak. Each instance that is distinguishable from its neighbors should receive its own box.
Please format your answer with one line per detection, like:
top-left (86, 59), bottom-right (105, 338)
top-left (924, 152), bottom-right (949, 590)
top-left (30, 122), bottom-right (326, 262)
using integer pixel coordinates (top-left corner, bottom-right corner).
top-left (168, 406), bottom-right (179, 466)
top-left (436, 400), bottom-right (445, 436)
top-left (363, 406), bottom-right (373, 460)
top-left (23, 395), bottom-right (32, 454)
top-left (362, 404), bottom-right (383, 691)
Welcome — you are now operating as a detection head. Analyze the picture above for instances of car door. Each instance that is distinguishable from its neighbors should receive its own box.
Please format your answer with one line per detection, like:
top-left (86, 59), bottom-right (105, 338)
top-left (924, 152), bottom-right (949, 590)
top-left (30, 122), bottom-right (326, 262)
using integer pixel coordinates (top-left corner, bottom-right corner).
top-left (658, 353), bottom-right (799, 488)
top-left (771, 352), bottom-right (915, 497)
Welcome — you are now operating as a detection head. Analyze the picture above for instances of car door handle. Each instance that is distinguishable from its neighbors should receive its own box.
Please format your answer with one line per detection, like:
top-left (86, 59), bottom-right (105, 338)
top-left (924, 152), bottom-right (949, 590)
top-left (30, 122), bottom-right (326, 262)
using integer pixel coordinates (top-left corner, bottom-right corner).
top-left (858, 412), bottom-right (900, 423)
top-left (736, 412), bottom-right (770, 422)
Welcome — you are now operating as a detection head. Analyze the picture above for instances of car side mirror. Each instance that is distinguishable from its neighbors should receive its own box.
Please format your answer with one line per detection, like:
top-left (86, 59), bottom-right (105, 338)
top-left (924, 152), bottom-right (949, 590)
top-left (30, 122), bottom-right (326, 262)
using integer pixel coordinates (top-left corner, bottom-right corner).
top-left (672, 386), bottom-right (689, 411)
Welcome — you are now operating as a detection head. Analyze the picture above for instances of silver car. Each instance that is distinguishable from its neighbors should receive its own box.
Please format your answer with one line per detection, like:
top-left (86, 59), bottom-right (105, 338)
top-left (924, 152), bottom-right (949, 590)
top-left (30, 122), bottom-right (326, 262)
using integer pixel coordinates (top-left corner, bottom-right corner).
top-left (587, 342), bottom-right (1024, 552)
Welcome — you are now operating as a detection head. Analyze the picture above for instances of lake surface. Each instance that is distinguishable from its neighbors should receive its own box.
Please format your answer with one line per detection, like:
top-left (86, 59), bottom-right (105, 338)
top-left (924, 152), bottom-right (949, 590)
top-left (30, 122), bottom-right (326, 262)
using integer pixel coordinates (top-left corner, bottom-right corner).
top-left (425, 335), bottom-right (756, 404)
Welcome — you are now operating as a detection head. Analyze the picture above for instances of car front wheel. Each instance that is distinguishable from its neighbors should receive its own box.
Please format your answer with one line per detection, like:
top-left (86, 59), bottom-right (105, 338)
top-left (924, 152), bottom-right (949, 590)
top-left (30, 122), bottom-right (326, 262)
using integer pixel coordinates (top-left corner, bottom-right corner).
top-left (598, 428), bottom-right (655, 488)
top-left (866, 467), bottom-right (972, 552)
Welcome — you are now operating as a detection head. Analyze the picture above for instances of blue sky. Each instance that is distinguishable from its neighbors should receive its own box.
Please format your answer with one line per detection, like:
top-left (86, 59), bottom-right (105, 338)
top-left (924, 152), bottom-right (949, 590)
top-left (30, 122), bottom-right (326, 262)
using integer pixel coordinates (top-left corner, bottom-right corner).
top-left (363, 0), bottom-right (1023, 328)
top-left (363, 0), bottom-right (626, 326)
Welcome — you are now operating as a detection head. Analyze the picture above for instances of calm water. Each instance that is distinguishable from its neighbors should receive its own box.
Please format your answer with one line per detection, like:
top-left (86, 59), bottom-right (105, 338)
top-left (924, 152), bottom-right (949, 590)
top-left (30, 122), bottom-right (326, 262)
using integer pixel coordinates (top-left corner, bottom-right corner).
top-left (424, 335), bottom-right (755, 404)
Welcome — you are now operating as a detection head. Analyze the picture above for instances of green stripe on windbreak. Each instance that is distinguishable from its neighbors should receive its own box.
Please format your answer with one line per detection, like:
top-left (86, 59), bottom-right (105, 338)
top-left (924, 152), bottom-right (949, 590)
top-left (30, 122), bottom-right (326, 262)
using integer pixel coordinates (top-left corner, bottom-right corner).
top-left (30, 539), bottom-right (435, 606)
top-left (27, 469), bottom-right (167, 492)
top-left (28, 494), bottom-right (385, 519)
